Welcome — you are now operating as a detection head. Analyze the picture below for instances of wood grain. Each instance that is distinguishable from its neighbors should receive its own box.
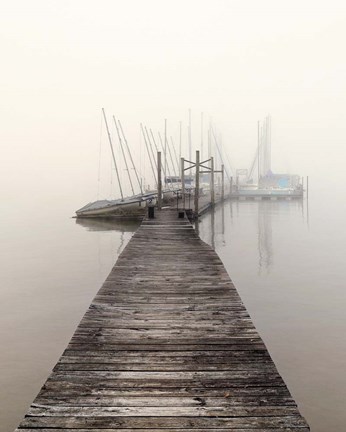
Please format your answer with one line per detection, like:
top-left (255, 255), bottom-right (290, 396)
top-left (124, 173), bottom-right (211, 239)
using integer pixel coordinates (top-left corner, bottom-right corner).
top-left (16, 209), bottom-right (309, 430)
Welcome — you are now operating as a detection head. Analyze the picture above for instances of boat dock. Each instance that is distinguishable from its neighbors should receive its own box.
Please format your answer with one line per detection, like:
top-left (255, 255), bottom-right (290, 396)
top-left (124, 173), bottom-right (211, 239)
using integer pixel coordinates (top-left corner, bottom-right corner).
top-left (16, 209), bottom-right (309, 431)
top-left (230, 188), bottom-right (304, 201)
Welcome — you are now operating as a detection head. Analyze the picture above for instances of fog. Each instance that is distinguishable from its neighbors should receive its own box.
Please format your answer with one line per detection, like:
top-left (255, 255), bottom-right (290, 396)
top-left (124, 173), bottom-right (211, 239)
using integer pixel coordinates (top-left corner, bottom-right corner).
top-left (1, 0), bottom-right (346, 208)
top-left (1, 1), bottom-right (346, 431)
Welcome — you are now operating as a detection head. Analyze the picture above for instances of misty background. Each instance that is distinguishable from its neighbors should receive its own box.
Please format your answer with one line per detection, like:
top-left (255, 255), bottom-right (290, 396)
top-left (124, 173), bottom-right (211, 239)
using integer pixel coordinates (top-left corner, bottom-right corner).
top-left (1, 0), bottom-right (346, 208)
top-left (1, 1), bottom-right (346, 432)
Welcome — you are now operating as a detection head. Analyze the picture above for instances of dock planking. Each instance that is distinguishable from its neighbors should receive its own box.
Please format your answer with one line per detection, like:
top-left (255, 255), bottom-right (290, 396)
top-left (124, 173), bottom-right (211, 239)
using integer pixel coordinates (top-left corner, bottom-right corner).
top-left (16, 209), bottom-right (309, 431)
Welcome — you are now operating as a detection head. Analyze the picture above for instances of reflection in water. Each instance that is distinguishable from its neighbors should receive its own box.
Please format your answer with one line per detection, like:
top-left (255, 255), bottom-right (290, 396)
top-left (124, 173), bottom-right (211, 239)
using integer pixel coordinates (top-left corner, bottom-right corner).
top-left (75, 217), bottom-right (141, 232)
top-left (184, 195), bottom-right (346, 431)
top-left (306, 195), bottom-right (310, 228)
top-left (257, 202), bottom-right (274, 274)
top-left (201, 199), bottom-right (305, 274)
top-left (75, 217), bottom-right (141, 276)
top-left (117, 232), bottom-right (125, 255)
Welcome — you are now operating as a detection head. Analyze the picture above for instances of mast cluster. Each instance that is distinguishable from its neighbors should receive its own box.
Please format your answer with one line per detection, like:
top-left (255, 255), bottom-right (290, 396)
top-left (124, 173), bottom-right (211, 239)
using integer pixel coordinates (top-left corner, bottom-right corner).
top-left (101, 108), bottom-right (234, 199)
top-left (248, 115), bottom-right (272, 184)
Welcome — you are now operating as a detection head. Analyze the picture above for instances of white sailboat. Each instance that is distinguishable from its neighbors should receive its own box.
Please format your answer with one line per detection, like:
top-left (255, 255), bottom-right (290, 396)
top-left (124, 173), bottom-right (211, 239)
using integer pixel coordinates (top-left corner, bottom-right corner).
top-left (76, 109), bottom-right (156, 219)
top-left (75, 192), bottom-right (156, 218)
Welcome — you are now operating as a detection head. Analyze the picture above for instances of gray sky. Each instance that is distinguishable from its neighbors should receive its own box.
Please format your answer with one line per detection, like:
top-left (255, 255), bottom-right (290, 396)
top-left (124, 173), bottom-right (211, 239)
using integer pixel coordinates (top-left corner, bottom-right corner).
top-left (1, 0), bottom-right (346, 204)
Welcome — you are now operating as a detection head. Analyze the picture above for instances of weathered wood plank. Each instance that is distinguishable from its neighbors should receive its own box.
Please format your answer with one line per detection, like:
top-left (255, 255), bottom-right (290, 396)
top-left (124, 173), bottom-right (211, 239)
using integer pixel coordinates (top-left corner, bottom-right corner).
top-left (16, 428), bottom-right (310, 432)
top-left (15, 209), bottom-right (309, 431)
top-left (78, 318), bottom-right (254, 328)
top-left (27, 405), bottom-right (301, 417)
top-left (37, 383), bottom-right (295, 398)
top-left (66, 343), bottom-right (268, 351)
top-left (47, 370), bottom-right (284, 381)
top-left (34, 395), bottom-right (297, 407)
top-left (19, 415), bottom-right (309, 428)
top-left (53, 363), bottom-right (277, 372)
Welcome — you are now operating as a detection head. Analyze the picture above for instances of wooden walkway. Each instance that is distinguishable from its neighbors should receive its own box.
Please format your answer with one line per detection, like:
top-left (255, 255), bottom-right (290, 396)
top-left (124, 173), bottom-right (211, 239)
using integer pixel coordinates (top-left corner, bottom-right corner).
top-left (16, 209), bottom-right (309, 431)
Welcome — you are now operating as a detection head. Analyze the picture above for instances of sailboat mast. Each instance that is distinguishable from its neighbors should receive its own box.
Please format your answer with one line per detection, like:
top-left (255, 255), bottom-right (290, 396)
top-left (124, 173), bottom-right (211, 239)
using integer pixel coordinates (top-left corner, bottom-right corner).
top-left (145, 126), bottom-right (158, 171)
top-left (179, 121), bottom-right (182, 162)
top-left (211, 127), bottom-right (223, 168)
top-left (102, 108), bottom-right (123, 200)
top-left (268, 115), bottom-right (271, 172)
top-left (113, 116), bottom-right (135, 196)
top-left (201, 112), bottom-right (204, 161)
top-left (166, 135), bottom-right (177, 177)
top-left (118, 120), bottom-right (143, 195)
top-left (141, 123), bottom-right (157, 188)
top-left (164, 119), bottom-right (167, 181)
top-left (257, 120), bottom-right (260, 186)
top-left (171, 136), bottom-right (180, 174)
top-left (158, 132), bottom-right (172, 181)
top-left (150, 129), bottom-right (167, 180)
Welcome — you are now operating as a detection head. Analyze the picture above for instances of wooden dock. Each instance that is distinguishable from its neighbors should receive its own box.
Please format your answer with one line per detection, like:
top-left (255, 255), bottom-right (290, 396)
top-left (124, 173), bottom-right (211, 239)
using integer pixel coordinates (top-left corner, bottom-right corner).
top-left (16, 209), bottom-right (309, 431)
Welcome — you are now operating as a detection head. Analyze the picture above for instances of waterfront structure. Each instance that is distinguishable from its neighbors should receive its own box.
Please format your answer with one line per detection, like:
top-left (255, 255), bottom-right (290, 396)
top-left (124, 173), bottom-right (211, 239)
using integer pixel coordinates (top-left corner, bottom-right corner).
top-left (15, 209), bottom-right (309, 431)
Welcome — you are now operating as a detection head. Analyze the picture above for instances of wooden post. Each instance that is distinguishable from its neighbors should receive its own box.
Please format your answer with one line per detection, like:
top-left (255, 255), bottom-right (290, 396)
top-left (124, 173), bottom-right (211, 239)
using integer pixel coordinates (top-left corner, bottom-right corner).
top-left (194, 150), bottom-right (200, 216)
top-left (210, 156), bottom-right (215, 206)
top-left (221, 164), bottom-right (224, 202)
top-left (230, 176), bottom-right (233, 198)
top-left (181, 157), bottom-right (185, 210)
top-left (157, 152), bottom-right (162, 210)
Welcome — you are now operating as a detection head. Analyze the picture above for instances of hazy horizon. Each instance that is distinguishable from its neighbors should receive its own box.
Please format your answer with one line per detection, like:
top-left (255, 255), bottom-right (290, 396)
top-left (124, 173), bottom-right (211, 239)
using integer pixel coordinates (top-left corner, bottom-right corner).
top-left (1, 0), bottom-right (346, 211)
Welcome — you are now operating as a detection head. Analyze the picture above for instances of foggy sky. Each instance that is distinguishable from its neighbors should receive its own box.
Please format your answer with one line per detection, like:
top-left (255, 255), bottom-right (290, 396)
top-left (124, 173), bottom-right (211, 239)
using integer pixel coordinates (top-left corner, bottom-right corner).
top-left (1, 0), bottom-right (346, 206)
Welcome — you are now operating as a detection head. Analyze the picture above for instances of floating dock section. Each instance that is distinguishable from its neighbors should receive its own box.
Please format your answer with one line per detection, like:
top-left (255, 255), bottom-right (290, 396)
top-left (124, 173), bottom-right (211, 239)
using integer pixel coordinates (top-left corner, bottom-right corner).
top-left (16, 209), bottom-right (309, 431)
top-left (230, 189), bottom-right (303, 200)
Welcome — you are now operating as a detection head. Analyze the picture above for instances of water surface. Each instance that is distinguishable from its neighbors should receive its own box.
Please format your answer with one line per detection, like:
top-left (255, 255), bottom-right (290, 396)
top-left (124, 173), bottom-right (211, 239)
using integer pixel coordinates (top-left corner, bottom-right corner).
top-left (0, 212), bottom-right (140, 432)
top-left (197, 196), bottom-right (346, 432)
top-left (1, 192), bottom-right (345, 432)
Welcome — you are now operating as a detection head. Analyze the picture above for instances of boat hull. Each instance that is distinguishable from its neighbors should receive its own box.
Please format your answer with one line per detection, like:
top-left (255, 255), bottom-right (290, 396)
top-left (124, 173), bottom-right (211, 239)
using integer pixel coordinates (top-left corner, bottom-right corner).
top-left (76, 197), bottom-right (156, 218)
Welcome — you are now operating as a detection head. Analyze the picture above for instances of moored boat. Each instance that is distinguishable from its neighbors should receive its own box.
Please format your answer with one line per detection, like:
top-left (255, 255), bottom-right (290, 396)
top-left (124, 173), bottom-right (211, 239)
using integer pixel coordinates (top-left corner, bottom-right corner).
top-left (76, 192), bottom-right (157, 218)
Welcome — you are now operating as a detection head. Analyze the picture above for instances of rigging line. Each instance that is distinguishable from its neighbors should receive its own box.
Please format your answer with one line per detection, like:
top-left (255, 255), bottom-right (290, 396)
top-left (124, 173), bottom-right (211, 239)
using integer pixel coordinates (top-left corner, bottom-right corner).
top-left (248, 146), bottom-right (259, 182)
top-left (179, 121), bottom-right (182, 162)
top-left (150, 129), bottom-right (167, 180)
top-left (218, 138), bottom-right (233, 179)
top-left (166, 135), bottom-right (177, 177)
top-left (221, 143), bottom-right (233, 179)
top-left (110, 157), bottom-right (113, 198)
top-left (102, 108), bottom-right (124, 200)
top-left (141, 123), bottom-right (157, 188)
top-left (249, 122), bottom-right (266, 182)
top-left (139, 124), bottom-right (145, 191)
top-left (211, 126), bottom-right (230, 180)
top-left (118, 120), bottom-right (143, 195)
top-left (171, 136), bottom-right (180, 174)
top-left (158, 132), bottom-right (173, 182)
top-left (113, 116), bottom-right (135, 196)
top-left (145, 126), bottom-right (158, 171)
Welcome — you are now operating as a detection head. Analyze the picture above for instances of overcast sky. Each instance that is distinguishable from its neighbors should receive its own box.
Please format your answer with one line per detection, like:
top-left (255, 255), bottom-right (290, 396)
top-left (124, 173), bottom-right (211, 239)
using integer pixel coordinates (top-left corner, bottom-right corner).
top-left (1, 0), bottom-right (346, 203)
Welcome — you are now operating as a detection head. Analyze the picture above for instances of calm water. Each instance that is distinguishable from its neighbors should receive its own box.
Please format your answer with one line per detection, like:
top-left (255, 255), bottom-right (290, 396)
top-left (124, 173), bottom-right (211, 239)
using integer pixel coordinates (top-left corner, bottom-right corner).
top-left (197, 196), bottom-right (346, 432)
top-left (1, 190), bottom-right (345, 432)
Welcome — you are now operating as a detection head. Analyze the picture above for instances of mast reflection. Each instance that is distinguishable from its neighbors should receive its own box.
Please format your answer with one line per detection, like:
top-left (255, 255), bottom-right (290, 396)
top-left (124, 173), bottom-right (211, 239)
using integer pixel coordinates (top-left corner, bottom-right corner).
top-left (257, 201), bottom-right (273, 274)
